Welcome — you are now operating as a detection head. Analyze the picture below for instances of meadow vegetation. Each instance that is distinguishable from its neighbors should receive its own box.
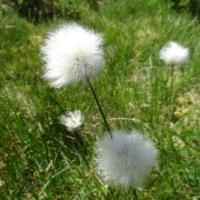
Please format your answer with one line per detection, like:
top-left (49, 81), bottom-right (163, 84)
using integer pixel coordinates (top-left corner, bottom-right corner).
top-left (0, 0), bottom-right (200, 199)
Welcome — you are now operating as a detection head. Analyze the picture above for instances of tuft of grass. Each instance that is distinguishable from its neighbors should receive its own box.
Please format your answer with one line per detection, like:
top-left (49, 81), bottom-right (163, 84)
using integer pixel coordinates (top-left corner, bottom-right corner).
top-left (1, 1), bottom-right (200, 199)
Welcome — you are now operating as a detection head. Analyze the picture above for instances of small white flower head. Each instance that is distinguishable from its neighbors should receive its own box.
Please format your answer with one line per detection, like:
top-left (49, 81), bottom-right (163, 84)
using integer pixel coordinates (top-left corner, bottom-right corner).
top-left (159, 41), bottom-right (190, 65)
top-left (95, 130), bottom-right (157, 187)
top-left (60, 110), bottom-right (85, 132)
top-left (41, 23), bottom-right (104, 87)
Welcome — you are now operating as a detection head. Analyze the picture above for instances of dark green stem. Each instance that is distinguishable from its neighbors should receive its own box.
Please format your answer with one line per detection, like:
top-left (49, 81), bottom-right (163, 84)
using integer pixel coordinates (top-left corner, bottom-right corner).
top-left (86, 78), bottom-right (113, 139)
top-left (133, 187), bottom-right (138, 200)
top-left (170, 65), bottom-right (175, 119)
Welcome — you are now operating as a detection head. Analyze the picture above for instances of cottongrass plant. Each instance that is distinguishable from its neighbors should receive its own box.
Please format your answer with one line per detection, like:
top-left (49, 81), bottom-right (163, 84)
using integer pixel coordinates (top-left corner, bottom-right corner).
top-left (159, 41), bottom-right (190, 170)
top-left (159, 41), bottom-right (190, 119)
top-left (95, 130), bottom-right (157, 187)
top-left (41, 22), bottom-right (111, 136)
top-left (60, 110), bottom-right (85, 133)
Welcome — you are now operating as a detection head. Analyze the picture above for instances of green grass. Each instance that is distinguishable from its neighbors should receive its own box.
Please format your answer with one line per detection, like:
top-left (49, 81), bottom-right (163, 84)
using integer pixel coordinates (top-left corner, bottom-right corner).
top-left (1, 0), bottom-right (200, 199)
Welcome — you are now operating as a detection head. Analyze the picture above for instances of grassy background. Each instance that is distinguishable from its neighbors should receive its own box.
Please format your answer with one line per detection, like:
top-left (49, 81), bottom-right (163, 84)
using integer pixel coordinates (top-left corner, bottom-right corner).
top-left (1, 0), bottom-right (200, 199)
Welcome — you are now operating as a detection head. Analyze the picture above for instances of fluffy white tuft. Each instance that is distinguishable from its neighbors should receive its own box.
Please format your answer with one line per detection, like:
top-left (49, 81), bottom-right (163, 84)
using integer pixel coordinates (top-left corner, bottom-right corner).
top-left (60, 110), bottom-right (85, 132)
top-left (159, 41), bottom-right (190, 65)
top-left (95, 130), bottom-right (157, 187)
top-left (41, 23), bottom-right (104, 87)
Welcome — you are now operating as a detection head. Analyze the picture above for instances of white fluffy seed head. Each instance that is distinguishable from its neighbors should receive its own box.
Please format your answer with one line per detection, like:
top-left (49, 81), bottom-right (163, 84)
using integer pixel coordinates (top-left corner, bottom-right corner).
top-left (60, 110), bottom-right (85, 132)
top-left (159, 41), bottom-right (190, 65)
top-left (95, 130), bottom-right (157, 187)
top-left (41, 23), bottom-right (104, 87)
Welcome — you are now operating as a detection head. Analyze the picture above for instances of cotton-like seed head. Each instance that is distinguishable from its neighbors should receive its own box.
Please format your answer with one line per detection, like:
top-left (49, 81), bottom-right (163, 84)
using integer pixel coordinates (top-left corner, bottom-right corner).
top-left (159, 41), bottom-right (190, 65)
top-left (95, 130), bottom-right (157, 187)
top-left (60, 110), bottom-right (85, 132)
top-left (41, 23), bottom-right (104, 87)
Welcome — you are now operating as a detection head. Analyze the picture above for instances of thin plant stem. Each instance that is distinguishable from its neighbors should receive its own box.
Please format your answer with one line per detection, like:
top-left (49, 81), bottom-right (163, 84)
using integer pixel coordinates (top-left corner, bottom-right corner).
top-left (86, 78), bottom-right (113, 139)
top-left (133, 187), bottom-right (139, 200)
top-left (169, 65), bottom-right (174, 120)
top-left (168, 65), bottom-right (181, 164)
top-left (168, 65), bottom-right (175, 148)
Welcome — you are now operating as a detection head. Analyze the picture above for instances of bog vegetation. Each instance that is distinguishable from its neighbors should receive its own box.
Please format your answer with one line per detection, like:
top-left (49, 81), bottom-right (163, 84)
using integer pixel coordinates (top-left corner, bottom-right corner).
top-left (0, 0), bottom-right (200, 199)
